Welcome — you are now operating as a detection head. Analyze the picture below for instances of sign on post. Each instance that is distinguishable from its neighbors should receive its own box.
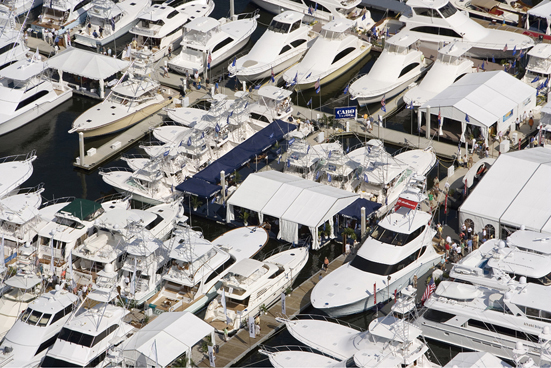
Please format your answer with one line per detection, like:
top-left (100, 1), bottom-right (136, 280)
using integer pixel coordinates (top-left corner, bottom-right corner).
top-left (335, 106), bottom-right (357, 119)
top-left (281, 292), bottom-right (286, 315)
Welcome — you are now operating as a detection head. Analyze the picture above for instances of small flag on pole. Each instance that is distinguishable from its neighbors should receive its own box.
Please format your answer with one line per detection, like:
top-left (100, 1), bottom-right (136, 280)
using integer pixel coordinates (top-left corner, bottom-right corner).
top-left (307, 98), bottom-right (312, 106)
top-left (187, 136), bottom-right (192, 146)
top-left (481, 60), bottom-right (485, 70)
top-left (503, 44), bottom-right (508, 52)
top-left (343, 83), bottom-right (349, 95)
top-left (465, 114), bottom-right (470, 123)
top-left (492, 56), bottom-right (495, 63)
top-left (231, 57), bottom-right (236, 67)
top-left (421, 278), bottom-right (436, 304)
top-left (271, 67), bottom-right (275, 83)
top-left (207, 51), bottom-right (212, 70)
top-left (314, 78), bottom-right (320, 94)
top-left (381, 95), bottom-right (386, 112)
top-left (406, 101), bottom-right (414, 110)
top-left (512, 45), bottom-right (516, 56)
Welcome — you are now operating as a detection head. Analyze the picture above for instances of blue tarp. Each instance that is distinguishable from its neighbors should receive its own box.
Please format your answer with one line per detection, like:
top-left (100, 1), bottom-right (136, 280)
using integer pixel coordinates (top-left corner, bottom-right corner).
top-left (176, 177), bottom-right (222, 198)
top-left (338, 198), bottom-right (381, 220)
top-left (182, 119), bottom-right (297, 187)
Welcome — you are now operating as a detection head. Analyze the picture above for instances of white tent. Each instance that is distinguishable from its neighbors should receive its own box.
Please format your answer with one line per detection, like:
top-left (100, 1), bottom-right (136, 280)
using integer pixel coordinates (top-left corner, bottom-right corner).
top-left (459, 148), bottom-right (551, 238)
top-left (227, 171), bottom-right (358, 249)
top-left (422, 71), bottom-right (536, 144)
top-left (121, 312), bottom-right (215, 368)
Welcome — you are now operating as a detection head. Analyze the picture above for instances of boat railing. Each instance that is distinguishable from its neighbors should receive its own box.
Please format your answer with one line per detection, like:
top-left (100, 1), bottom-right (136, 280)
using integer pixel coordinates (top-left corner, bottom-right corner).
top-left (0, 149), bottom-right (36, 165)
top-left (234, 9), bottom-right (259, 21)
top-left (122, 153), bottom-right (150, 160)
top-left (282, 314), bottom-right (365, 331)
top-left (257, 242), bottom-right (298, 262)
top-left (95, 192), bottom-right (132, 204)
top-left (40, 196), bottom-right (76, 209)
top-left (258, 344), bottom-right (338, 357)
top-left (15, 182), bottom-right (45, 196)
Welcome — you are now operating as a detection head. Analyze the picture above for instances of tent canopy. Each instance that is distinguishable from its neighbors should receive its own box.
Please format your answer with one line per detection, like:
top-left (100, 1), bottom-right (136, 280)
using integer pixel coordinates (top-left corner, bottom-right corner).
top-left (459, 148), bottom-right (551, 235)
top-left (122, 312), bottom-right (214, 367)
top-left (176, 177), bottom-right (221, 198)
top-left (47, 47), bottom-right (129, 80)
top-left (422, 71), bottom-right (536, 131)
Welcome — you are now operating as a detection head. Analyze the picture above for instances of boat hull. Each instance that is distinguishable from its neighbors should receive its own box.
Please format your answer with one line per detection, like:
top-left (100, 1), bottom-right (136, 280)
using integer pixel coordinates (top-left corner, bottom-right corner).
top-left (354, 73), bottom-right (421, 106)
top-left (79, 98), bottom-right (173, 138)
top-left (317, 258), bottom-right (441, 318)
top-left (0, 89), bottom-right (72, 136)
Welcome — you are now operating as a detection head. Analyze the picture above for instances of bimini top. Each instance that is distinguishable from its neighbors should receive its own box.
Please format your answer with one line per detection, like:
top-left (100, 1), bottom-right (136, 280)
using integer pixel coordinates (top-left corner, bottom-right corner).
top-left (185, 16), bottom-right (219, 32)
top-left (5, 274), bottom-right (42, 289)
top-left (527, 43), bottom-right (551, 59)
top-left (435, 281), bottom-right (482, 300)
top-left (321, 18), bottom-right (354, 34)
top-left (387, 32), bottom-right (420, 48)
top-left (227, 258), bottom-right (263, 278)
top-left (57, 199), bottom-right (104, 222)
top-left (439, 42), bottom-right (472, 57)
top-left (257, 85), bottom-right (293, 101)
top-left (96, 209), bottom-right (157, 231)
top-left (0, 59), bottom-right (44, 81)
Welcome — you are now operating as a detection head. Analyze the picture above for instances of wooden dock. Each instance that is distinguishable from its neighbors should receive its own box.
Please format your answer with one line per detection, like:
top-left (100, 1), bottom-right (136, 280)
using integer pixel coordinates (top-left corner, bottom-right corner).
top-left (197, 254), bottom-right (348, 368)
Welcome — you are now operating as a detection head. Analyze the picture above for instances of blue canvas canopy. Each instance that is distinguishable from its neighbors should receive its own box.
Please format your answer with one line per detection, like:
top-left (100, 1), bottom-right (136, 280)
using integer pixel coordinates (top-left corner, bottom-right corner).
top-left (338, 198), bottom-right (381, 220)
top-left (176, 177), bottom-right (221, 198)
top-left (181, 119), bottom-right (297, 186)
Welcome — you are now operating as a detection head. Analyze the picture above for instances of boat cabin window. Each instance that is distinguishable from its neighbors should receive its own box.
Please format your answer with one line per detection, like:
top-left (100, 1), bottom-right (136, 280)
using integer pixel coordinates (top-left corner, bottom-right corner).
top-left (439, 2), bottom-right (458, 17)
top-left (1, 78), bottom-right (25, 89)
top-left (20, 308), bottom-right (53, 327)
top-left (51, 303), bottom-right (76, 325)
top-left (413, 7), bottom-right (442, 17)
top-left (332, 47), bottom-right (355, 65)
top-left (468, 319), bottom-right (538, 341)
top-left (35, 334), bottom-right (59, 356)
top-left (423, 308), bottom-right (455, 322)
top-left (454, 73), bottom-right (467, 82)
top-left (204, 257), bottom-right (235, 284)
top-left (269, 20), bottom-right (291, 33)
top-left (250, 112), bottom-right (271, 124)
top-left (344, 357), bottom-right (359, 368)
top-left (58, 323), bottom-right (119, 348)
top-left (279, 45), bottom-right (291, 55)
top-left (399, 62), bottom-right (420, 78)
top-left (141, 19), bottom-right (165, 29)
top-left (370, 224), bottom-right (425, 246)
top-left (384, 43), bottom-right (409, 55)
top-left (350, 247), bottom-right (425, 275)
top-left (41, 356), bottom-right (81, 368)
top-left (16, 90), bottom-right (50, 111)
top-left (0, 42), bottom-right (19, 55)
top-left (304, 0), bottom-right (330, 12)
top-left (167, 10), bottom-right (178, 19)
top-left (145, 214), bottom-right (163, 230)
top-left (411, 26), bottom-right (461, 38)
top-left (290, 20), bottom-right (301, 32)
top-left (212, 37), bottom-right (234, 53)
top-left (515, 305), bottom-right (551, 322)
top-left (290, 39), bottom-right (307, 48)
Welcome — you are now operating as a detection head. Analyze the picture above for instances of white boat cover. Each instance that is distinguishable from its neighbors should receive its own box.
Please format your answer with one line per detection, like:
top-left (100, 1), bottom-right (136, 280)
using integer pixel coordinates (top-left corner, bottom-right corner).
top-left (227, 171), bottom-right (358, 249)
top-left (121, 311), bottom-right (214, 367)
top-left (444, 352), bottom-right (512, 367)
top-left (422, 71), bottom-right (536, 140)
top-left (459, 147), bottom-right (551, 236)
top-left (47, 47), bottom-right (129, 80)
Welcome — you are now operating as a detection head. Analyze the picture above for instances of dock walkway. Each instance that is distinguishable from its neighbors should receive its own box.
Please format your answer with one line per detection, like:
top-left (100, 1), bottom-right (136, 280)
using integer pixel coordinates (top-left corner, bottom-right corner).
top-left (197, 254), bottom-right (347, 367)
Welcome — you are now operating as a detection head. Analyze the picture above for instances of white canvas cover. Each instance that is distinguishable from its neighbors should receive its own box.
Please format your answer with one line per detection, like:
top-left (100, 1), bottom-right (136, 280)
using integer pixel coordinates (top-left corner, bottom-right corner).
top-left (121, 312), bottom-right (214, 367)
top-left (422, 71), bottom-right (536, 135)
top-left (227, 172), bottom-right (359, 249)
top-left (47, 47), bottom-right (130, 80)
top-left (459, 148), bottom-right (551, 236)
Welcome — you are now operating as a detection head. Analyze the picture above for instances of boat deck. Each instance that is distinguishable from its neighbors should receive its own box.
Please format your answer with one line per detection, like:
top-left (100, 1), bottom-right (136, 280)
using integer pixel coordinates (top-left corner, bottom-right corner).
top-left (196, 254), bottom-right (347, 367)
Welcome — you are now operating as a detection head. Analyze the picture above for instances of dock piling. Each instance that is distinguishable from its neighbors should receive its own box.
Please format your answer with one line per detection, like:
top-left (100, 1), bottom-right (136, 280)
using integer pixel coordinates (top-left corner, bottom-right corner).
top-left (79, 132), bottom-right (84, 165)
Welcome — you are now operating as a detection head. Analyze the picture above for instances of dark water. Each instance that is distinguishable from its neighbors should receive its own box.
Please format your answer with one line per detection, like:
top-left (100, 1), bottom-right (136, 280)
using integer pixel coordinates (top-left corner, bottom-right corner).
top-left (4, 1), bottom-right (466, 366)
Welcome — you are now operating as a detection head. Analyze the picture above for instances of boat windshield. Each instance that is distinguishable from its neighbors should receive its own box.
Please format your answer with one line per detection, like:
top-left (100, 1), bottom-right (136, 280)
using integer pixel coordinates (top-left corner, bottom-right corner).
top-left (269, 20), bottom-right (291, 33)
top-left (527, 56), bottom-right (551, 72)
top-left (370, 224), bottom-right (425, 246)
top-left (20, 308), bottom-right (52, 327)
top-left (350, 247), bottom-right (426, 275)
top-left (439, 2), bottom-right (457, 17)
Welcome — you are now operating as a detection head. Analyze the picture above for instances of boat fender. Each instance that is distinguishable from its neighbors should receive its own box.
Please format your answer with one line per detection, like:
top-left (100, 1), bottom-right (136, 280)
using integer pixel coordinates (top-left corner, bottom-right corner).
top-left (168, 96), bottom-right (173, 100)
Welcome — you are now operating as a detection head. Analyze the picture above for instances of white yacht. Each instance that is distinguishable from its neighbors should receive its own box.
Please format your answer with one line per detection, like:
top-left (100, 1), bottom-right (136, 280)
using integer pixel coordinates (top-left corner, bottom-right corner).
top-left (450, 229), bottom-right (551, 290)
top-left (284, 141), bottom-right (342, 179)
top-left (350, 32), bottom-right (430, 106)
top-left (0, 30), bottom-right (27, 70)
top-left (147, 225), bottom-right (269, 314)
top-left (283, 19), bottom-right (372, 90)
top-left (311, 177), bottom-right (442, 317)
top-left (249, 86), bottom-right (293, 125)
top-left (0, 273), bottom-right (43, 338)
top-left (416, 280), bottom-right (551, 364)
top-left (100, 163), bottom-right (182, 205)
top-left (251, 0), bottom-right (374, 27)
top-left (128, 0), bottom-right (214, 62)
top-left (228, 11), bottom-right (316, 82)
top-left (0, 288), bottom-right (78, 368)
top-left (118, 230), bottom-right (170, 305)
top-left (71, 201), bottom-right (182, 285)
top-left (523, 43), bottom-right (551, 94)
top-left (41, 303), bottom-right (134, 367)
top-left (0, 151), bottom-right (35, 199)
top-left (70, 61), bottom-right (176, 138)
top-left (404, 42), bottom-right (474, 107)
top-left (204, 247), bottom-right (309, 334)
top-left (346, 142), bottom-right (436, 211)
top-left (33, 0), bottom-right (92, 33)
top-left (0, 0), bottom-right (41, 18)
top-left (275, 313), bottom-right (436, 366)
top-left (168, 14), bottom-right (258, 76)
top-left (452, 0), bottom-right (523, 26)
top-left (0, 185), bottom-right (44, 258)
top-left (396, 0), bottom-right (533, 59)
top-left (74, 0), bottom-right (151, 47)
top-left (36, 197), bottom-right (130, 277)
top-left (0, 56), bottom-right (73, 136)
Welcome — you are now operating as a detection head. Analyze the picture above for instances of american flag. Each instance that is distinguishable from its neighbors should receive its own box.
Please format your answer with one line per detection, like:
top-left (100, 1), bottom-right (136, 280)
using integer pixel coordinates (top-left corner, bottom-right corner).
top-left (503, 44), bottom-right (508, 52)
top-left (381, 95), bottom-right (386, 112)
top-left (438, 109), bottom-right (442, 126)
top-left (207, 52), bottom-right (212, 69)
top-left (271, 67), bottom-right (275, 83)
top-left (315, 78), bottom-right (320, 94)
top-left (421, 278), bottom-right (436, 304)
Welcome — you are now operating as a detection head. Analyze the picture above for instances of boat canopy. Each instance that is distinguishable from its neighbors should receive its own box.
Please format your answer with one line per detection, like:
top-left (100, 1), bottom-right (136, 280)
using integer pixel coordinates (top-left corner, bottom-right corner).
top-left (58, 198), bottom-right (104, 221)
top-left (47, 47), bottom-right (129, 80)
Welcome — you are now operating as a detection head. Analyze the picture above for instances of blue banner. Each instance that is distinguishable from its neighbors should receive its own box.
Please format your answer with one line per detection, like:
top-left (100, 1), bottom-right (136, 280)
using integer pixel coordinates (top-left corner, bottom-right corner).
top-left (335, 106), bottom-right (357, 119)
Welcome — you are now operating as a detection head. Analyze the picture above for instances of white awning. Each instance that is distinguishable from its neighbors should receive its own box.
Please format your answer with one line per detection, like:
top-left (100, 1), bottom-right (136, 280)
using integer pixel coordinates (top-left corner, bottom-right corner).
top-left (46, 47), bottom-right (129, 80)
top-left (459, 148), bottom-right (551, 235)
top-left (121, 312), bottom-right (214, 368)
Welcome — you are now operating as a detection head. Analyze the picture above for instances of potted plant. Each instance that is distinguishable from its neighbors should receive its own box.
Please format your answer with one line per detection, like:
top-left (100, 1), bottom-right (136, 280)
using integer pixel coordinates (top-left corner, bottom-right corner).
top-left (342, 227), bottom-right (357, 247)
top-left (285, 286), bottom-right (292, 297)
top-left (241, 210), bottom-right (250, 226)
top-left (324, 222), bottom-right (332, 240)
top-left (259, 304), bottom-right (268, 315)
top-left (190, 195), bottom-right (202, 211)
top-left (233, 170), bottom-right (242, 185)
